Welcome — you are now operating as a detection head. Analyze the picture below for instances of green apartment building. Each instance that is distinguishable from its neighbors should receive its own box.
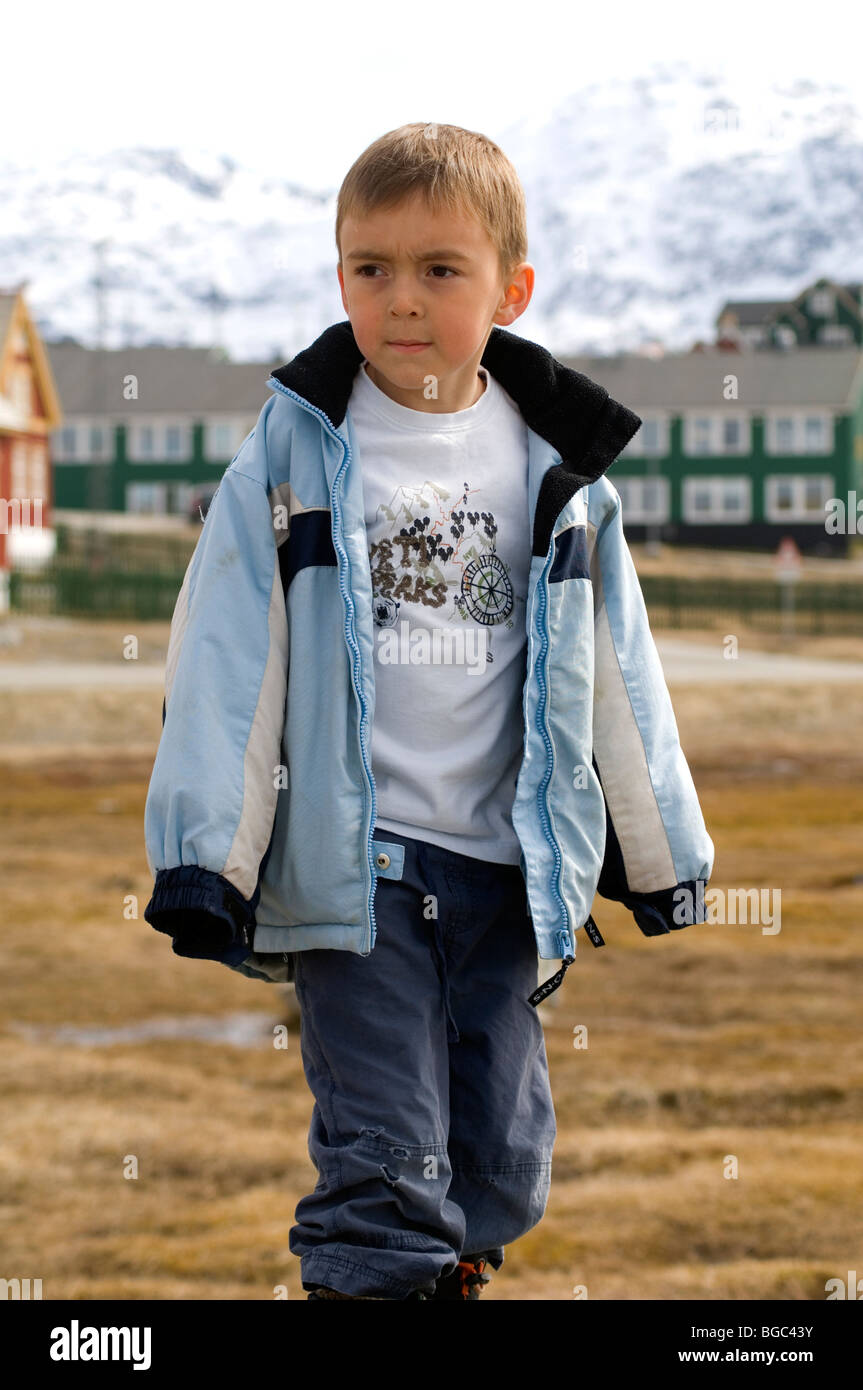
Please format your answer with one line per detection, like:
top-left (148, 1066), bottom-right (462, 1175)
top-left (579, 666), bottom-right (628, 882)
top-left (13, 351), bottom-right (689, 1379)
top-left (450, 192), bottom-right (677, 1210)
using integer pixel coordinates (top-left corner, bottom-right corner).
top-left (46, 343), bottom-right (269, 519)
top-left (563, 278), bottom-right (863, 557)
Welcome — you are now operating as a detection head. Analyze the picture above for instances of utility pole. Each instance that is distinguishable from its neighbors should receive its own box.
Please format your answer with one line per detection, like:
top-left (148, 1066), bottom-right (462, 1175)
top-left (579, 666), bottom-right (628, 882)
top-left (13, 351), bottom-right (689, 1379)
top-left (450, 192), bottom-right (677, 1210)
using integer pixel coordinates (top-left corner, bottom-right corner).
top-left (90, 240), bottom-right (111, 512)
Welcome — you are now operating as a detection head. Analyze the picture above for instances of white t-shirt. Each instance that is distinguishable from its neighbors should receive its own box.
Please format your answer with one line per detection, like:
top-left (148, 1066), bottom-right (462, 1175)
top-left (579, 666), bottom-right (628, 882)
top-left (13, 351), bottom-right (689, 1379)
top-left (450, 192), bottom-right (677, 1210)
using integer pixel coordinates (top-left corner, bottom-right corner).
top-left (348, 358), bottom-right (532, 864)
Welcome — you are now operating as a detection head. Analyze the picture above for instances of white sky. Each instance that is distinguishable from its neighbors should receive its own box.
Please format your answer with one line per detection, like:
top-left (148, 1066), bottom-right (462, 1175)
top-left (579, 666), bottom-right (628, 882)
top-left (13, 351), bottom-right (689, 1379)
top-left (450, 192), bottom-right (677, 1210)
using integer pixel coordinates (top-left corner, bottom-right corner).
top-left (3, 0), bottom-right (861, 187)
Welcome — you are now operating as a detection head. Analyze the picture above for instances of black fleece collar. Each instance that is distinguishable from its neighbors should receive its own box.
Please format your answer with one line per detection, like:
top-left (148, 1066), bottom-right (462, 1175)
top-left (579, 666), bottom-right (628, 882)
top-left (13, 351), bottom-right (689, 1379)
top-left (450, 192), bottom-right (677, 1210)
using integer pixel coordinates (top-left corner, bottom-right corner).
top-left (269, 319), bottom-right (641, 484)
top-left (269, 319), bottom-right (642, 557)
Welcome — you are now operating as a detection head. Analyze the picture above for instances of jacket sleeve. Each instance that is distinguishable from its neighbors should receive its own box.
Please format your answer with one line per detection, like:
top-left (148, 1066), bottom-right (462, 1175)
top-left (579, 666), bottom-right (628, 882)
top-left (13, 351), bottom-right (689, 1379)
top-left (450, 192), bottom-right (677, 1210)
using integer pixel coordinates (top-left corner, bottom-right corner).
top-left (143, 452), bottom-right (288, 965)
top-left (587, 474), bottom-right (714, 936)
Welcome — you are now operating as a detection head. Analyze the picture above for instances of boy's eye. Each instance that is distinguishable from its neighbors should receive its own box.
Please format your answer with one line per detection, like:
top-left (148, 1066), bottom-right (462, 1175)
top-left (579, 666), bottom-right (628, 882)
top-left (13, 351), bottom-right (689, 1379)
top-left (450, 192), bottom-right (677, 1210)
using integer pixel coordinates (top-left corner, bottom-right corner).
top-left (354, 264), bottom-right (456, 278)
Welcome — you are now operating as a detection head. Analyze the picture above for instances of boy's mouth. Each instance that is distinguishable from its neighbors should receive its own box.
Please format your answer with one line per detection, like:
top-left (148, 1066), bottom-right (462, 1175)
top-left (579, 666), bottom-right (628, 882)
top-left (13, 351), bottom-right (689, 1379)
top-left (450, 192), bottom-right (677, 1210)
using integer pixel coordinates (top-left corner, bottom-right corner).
top-left (388, 340), bottom-right (431, 352)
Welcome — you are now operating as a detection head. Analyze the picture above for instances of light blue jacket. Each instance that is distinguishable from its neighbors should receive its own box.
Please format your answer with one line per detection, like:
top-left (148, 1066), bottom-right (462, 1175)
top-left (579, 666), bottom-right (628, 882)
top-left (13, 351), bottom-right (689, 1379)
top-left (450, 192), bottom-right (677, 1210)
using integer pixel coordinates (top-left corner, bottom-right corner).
top-left (143, 320), bottom-right (714, 991)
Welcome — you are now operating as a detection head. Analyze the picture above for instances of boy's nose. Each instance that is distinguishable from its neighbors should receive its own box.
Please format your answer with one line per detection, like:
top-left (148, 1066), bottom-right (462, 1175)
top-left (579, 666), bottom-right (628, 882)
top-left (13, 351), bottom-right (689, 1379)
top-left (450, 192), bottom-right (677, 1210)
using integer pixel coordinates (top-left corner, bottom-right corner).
top-left (388, 299), bottom-right (424, 318)
top-left (388, 280), bottom-right (425, 312)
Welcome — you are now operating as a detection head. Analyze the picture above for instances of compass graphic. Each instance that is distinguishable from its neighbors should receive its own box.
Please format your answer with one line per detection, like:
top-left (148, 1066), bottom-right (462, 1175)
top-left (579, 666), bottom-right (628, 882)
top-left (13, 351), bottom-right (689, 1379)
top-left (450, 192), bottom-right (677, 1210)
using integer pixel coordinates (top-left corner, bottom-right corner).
top-left (460, 552), bottom-right (513, 625)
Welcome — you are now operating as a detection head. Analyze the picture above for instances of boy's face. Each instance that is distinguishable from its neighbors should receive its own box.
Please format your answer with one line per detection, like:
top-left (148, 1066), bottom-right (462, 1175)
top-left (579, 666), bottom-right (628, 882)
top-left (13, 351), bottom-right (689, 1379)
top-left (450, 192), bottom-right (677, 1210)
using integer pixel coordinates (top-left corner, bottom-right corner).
top-left (337, 190), bottom-right (533, 412)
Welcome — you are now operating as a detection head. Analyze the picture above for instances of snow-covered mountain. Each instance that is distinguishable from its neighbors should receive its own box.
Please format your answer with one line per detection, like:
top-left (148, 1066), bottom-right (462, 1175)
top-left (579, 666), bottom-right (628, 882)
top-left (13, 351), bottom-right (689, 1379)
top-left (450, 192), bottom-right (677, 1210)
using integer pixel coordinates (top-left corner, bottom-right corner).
top-left (3, 59), bottom-right (861, 362)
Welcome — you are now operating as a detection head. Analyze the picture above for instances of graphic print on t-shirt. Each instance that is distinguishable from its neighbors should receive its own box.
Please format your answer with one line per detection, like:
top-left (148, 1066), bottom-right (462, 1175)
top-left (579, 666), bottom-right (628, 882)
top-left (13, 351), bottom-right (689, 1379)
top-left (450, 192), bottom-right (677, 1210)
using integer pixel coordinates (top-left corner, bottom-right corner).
top-left (368, 477), bottom-right (517, 663)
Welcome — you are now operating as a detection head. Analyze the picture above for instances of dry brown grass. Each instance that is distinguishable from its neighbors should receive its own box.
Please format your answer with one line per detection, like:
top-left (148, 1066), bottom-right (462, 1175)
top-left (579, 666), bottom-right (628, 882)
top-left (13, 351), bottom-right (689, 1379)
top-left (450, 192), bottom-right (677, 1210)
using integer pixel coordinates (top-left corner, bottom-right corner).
top-left (1, 619), bottom-right (862, 1301)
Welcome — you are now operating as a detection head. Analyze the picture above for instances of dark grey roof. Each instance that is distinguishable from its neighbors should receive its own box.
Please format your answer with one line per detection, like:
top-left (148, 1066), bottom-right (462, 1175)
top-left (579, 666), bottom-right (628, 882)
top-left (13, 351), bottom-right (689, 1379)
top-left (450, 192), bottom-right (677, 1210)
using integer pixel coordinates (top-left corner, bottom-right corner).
top-left (39, 336), bottom-right (863, 420)
top-left (718, 281), bottom-right (863, 329)
top-left (717, 300), bottom-right (790, 327)
top-left (43, 342), bottom-right (278, 416)
top-left (558, 346), bottom-right (863, 411)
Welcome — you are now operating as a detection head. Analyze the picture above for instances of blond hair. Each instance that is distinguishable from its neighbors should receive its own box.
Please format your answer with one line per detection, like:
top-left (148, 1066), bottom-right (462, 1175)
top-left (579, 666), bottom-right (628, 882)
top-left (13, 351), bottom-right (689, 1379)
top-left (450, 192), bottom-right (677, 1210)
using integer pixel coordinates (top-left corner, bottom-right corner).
top-left (335, 122), bottom-right (527, 287)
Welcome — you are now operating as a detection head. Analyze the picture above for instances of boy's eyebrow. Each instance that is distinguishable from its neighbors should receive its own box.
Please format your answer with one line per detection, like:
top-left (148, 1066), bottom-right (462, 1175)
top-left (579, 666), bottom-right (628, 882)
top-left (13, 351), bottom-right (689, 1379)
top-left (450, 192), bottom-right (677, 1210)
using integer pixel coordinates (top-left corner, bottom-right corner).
top-left (345, 248), bottom-right (473, 262)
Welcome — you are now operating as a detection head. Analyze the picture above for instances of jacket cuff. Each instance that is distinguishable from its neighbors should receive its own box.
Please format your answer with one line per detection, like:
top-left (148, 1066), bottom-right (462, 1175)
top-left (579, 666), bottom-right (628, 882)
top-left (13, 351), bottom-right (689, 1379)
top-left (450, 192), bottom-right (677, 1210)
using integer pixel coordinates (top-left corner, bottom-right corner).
top-left (626, 880), bottom-right (708, 937)
top-left (143, 865), bottom-right (254, 960)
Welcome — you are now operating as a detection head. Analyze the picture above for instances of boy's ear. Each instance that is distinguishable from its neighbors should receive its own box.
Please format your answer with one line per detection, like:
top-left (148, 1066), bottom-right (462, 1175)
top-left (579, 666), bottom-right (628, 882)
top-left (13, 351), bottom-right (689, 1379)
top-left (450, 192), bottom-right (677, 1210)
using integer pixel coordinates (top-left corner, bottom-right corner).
top-left (494, 262), bottom-right (535, 328)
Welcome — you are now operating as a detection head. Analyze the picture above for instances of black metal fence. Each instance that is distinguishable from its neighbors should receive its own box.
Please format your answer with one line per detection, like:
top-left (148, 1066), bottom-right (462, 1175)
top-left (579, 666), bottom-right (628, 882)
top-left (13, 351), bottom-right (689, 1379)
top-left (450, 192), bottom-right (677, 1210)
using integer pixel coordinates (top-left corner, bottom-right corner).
top-left (638, 575), bottom-right (863, 636)
top-left (9, 565), bottom-right (186, 620)
top-left (7, 524), bottom-right (193, 620)
top-left (6, 526), bottom-right (863, 633)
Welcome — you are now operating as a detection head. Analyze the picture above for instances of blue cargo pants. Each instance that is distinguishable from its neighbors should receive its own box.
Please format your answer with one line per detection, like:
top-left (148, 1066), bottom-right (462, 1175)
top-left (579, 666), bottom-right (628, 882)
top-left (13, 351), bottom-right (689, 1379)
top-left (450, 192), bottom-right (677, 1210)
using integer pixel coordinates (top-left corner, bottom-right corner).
top-left (288, 826), bottom-right (558, 1299)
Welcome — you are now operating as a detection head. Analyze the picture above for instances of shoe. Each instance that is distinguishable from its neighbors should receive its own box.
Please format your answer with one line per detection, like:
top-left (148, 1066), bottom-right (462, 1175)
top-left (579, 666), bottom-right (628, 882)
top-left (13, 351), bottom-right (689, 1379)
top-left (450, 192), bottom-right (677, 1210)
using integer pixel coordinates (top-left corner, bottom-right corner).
top-left (428, 1254), bottom-right (492, 1300)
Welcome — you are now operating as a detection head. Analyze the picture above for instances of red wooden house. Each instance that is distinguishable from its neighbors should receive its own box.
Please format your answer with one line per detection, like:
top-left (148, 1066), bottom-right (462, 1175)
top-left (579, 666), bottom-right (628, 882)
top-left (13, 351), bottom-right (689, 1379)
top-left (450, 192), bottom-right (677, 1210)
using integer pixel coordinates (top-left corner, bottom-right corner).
top-left (0, 286), bottom-right (63, 608)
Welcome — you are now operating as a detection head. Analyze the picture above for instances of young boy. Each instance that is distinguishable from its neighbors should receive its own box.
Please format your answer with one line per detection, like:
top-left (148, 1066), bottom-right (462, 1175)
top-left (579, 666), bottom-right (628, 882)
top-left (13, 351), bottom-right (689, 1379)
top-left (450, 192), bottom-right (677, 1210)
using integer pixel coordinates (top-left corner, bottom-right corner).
top-left (143, 122), bottom-right (714, 1301)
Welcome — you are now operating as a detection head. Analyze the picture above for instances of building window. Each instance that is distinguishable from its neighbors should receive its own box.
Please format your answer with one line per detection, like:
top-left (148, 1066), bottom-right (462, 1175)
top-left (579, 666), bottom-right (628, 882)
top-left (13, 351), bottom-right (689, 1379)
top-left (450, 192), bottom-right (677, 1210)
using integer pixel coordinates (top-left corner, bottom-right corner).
top-left (721, 481), bottom-right (747, 514)
top-left (165, 482), bottom-right (197, 516)
top-left (720, 415), bottom-right (749, 453)
top-left (809, 288), bottom-right (834, 317)
top-left (804, 477), bottom-right (827, 512)
top-left (693, 417), bottom-right (712, 454)
top-left (129, 421), bottom-right (187, 461)
top-left (164, 424), bottom-right (184, 459)
top-left (774, 325), bottom-right (797, 348)
top-left (12, 366), bottom-right (31, 415)
top-left (819, 323), bottom-right (852, 345)
top-left (642, 478), bottom-right (663, 516)
top-left (776, 418), bottom-right (794, 451)
top-left (613, 475), bottom-right (670, 523)
top-left (691, 483), bottom-right (712, 514)
top-left (682, 476), bottom-right (752, 523)
top-left (126, 482), bottom-right (168, 514)
top-left (766, 412), bottom-right (833, 455)
top-left (11, 441), bottom-right (28, 498)
top-left (88, 424), bottom-right (110, 461)
top-left (618, 414), bottom-right (668, 458)
top-left (214, 422), bottom-right (232, 454)
top-left (137, 424), bottom-right (154, 460)
top-left (58, 426), bottom-right (77, 460)
top-left (743, 326), bottom-right (769, 347)
top-left (29, 443), bottom-right (47, 504)
top-left (764, 475), bottom-right (834, 523)
top-left (206, 421), bottom-right (235, 460)
top-left (641, 420), bottom-right (660, 453)
top-left (683, 413), bottom-right (749, 456)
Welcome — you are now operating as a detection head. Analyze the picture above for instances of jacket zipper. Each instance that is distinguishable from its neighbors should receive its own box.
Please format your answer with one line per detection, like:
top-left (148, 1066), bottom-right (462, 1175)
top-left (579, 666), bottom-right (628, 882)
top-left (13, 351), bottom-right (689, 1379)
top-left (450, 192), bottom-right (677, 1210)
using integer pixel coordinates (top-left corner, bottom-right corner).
top-left (534, 530), bottom-right (575, 962)
top-left (265, 378), bottom-right (378, 953)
